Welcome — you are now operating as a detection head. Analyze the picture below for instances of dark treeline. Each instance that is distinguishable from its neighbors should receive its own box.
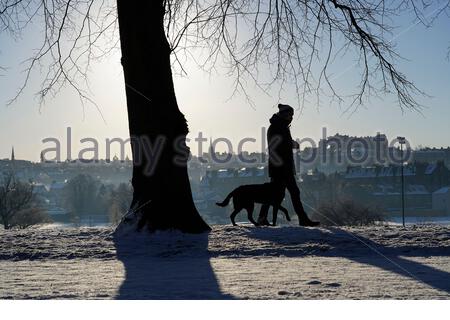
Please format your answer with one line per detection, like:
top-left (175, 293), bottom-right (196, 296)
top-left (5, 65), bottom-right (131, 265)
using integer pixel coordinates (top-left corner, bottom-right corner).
top-left (0, 171), bottom-right (50, 229)
top-left (63, 174), bottom-right (133, 225)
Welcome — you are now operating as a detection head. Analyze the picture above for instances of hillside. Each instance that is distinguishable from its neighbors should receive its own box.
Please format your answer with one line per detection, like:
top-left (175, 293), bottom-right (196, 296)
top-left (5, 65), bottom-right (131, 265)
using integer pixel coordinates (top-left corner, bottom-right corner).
top-left (1, 224), bottom-right (449, 299)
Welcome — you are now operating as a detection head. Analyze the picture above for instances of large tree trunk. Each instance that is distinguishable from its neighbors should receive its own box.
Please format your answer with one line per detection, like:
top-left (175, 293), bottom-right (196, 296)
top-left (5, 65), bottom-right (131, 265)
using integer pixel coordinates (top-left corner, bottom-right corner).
top-left (116, 0), bottom-right (210, 233)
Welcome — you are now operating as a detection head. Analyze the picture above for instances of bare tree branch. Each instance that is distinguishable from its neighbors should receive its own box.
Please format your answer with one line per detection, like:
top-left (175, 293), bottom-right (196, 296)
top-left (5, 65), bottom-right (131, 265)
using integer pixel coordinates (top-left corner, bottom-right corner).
top-left (1, 0), bottom-right (449, 112)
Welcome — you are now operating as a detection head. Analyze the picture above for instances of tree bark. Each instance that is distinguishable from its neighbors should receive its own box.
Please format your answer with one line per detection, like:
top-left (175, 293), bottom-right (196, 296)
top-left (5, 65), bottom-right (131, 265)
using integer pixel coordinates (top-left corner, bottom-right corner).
top-left (116, 0), bottom-right (210, 233)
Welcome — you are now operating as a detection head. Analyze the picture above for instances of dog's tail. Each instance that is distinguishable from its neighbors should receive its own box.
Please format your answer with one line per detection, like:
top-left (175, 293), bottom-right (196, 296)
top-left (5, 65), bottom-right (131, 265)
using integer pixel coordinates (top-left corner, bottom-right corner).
top-left (216, 190), bottom-right (235, 207)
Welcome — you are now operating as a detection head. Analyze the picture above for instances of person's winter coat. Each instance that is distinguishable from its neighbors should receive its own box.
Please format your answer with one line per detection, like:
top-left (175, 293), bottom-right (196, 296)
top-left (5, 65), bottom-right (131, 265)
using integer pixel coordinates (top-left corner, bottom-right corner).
top-left (267, 113), bottom-right (296, 178)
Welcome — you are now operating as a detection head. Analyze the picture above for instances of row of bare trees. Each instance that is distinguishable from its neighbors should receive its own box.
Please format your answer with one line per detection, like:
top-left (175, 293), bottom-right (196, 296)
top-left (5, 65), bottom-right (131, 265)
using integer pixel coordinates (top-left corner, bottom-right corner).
top-left (0, 170), bottom-right (134, 229)
top-left (312, 199), bottom-right (384, 226)
top-left (62, 174), bottom-right (132, 224)
top-left (0, 172), bottom-right (50, 229)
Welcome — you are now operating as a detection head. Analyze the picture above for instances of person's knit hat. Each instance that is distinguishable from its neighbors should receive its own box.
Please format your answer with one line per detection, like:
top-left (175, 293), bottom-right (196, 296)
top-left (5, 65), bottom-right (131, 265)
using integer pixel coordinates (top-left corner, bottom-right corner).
top-left (278, 103), bottom-right (294, 114)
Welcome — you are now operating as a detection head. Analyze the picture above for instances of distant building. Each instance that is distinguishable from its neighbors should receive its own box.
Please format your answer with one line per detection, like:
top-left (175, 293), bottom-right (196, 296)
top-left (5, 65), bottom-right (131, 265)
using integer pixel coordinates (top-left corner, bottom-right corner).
top-left (413, 147), bottom-right (450, 168)
top-left (343, 162), bottom-right (449, 193)
top-left (432, 187), bottom-right (450, 215)
top-left (201, 166), bottom-right (268, 195)
top-left (371, 184), bottom-right (433, 215)
top-left (301, 133), bottom-right (393, 174)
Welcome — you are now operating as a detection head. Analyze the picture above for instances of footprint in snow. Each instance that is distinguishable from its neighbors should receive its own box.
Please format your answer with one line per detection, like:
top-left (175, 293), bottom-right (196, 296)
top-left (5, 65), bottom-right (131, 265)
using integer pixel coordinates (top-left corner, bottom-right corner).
top-left (278, 290), bottom-right (303, 297)
top-left (278, 290), bottom-right (291, 296)
top-left (325, 282), bottom-right (341, 288)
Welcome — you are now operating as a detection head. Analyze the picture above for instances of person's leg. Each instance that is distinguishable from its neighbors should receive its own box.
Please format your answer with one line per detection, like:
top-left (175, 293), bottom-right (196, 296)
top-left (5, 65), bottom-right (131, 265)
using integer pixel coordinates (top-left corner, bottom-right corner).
top-left (284, 175), bottom-right (319, 226)
top-left (284, 175), bottom-right (306, 216)
top-left (272, 206), bottom-right (279, 226)
top-left (279, 205), bottom-right (291, 221)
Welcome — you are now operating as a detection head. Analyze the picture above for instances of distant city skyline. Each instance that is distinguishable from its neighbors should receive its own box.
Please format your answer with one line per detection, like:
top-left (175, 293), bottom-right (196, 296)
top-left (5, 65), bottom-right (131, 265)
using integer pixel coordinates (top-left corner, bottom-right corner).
top-left (3, 130), bottom-right (450, 164)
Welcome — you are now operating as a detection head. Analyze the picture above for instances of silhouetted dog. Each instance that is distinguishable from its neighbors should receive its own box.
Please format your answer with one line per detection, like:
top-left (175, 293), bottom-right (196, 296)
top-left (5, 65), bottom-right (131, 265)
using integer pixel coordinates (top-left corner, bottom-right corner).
top-left (216, 183), bottom-right (290, 226)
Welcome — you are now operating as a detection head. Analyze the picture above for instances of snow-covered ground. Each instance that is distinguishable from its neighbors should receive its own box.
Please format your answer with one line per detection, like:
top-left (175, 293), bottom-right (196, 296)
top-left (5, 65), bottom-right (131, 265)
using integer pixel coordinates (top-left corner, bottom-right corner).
top-left (0, 224), bottom-right (449, 299)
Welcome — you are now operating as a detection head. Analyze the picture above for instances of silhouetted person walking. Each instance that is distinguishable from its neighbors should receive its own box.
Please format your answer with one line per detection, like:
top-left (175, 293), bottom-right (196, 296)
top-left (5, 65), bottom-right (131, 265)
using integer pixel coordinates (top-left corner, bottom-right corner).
top-left (258, 104), bottom-right (320, 227)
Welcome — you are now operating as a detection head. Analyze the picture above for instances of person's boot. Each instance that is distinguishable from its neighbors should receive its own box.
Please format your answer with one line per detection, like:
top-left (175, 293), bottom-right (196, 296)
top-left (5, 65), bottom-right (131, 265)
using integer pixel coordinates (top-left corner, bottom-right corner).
top-left (297, 211), bottom-right (320, 227)
top-left (299, 218), bottom-right (320, 227)
top-left (257, 217), bottom-right (271, 226)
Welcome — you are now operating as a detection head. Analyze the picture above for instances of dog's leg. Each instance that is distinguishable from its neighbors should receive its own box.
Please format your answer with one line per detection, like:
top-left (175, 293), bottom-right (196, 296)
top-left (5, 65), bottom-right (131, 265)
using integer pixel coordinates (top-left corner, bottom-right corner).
top-left (246, 204), bottom-right (258, 226)
top-left (257, 204), bottom-right (271, 226)
top-left (230, 209), bottom-right (240, 226)
top-left (280, 206), bottom-right (291, 221)
top-left (272, 206), bottom-right (279, 226)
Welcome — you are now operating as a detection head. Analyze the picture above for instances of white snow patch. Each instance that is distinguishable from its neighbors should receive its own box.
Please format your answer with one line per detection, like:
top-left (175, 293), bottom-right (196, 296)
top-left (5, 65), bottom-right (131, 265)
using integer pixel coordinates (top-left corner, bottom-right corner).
top-left (1, 225), bottom-right (450, 299)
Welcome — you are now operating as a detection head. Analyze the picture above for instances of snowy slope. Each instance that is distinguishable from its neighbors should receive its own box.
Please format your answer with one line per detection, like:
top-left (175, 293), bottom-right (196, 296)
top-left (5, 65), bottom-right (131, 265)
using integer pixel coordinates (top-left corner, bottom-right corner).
top-left (0, 225), bottom-right (449, 299)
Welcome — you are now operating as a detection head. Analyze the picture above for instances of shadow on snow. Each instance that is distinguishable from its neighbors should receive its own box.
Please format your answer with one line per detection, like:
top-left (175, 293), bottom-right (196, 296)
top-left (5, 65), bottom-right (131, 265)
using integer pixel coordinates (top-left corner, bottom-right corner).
top-left (113, 231), bottom-right (232, 299)
top-left (113, 226), bottom-right (450, 298)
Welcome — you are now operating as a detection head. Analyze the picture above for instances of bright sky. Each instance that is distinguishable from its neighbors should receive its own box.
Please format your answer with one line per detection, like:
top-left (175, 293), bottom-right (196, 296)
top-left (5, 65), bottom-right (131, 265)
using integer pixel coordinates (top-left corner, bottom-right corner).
top-left (1, 7), bottom-right (449, 162)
